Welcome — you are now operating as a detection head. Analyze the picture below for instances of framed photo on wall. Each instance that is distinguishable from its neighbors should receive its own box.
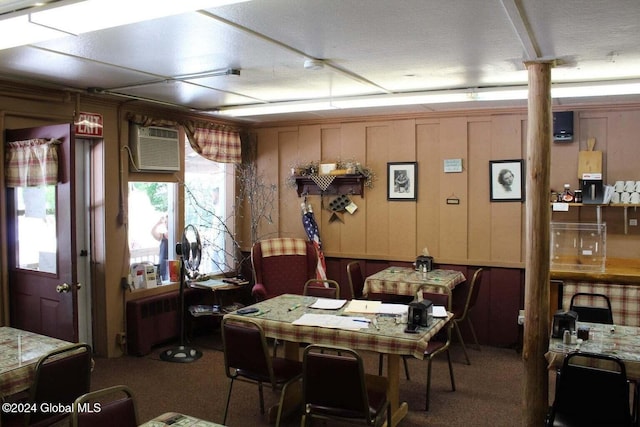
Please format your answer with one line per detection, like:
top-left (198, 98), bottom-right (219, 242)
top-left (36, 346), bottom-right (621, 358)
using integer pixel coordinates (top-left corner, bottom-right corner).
top-left (490, 159), bottom-right (524, 202)
top-left (387, 162), bottom-right (417, 201)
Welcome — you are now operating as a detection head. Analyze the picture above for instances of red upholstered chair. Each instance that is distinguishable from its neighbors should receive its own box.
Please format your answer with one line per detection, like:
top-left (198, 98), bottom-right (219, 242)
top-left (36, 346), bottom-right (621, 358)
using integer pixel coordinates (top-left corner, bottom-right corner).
top-left (73, 385), bottom-right (138, 427)
top-left (251, 237), bottom-right (318, 301)
top-left (346, 261), bottom-right (365, 300)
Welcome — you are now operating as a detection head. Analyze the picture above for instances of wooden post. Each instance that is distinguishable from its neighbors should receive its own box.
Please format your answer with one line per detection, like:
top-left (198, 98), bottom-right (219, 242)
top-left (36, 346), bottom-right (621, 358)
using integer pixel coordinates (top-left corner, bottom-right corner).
top-left (522, 60), bottom-right (553, 426)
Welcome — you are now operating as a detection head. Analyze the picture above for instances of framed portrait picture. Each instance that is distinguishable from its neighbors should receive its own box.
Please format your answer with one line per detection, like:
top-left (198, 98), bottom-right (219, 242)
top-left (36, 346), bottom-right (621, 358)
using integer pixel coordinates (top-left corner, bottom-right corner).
top-left (490, 159), bottom-right (524, 202)
top-left (387, 162), bottom-right (417, 201)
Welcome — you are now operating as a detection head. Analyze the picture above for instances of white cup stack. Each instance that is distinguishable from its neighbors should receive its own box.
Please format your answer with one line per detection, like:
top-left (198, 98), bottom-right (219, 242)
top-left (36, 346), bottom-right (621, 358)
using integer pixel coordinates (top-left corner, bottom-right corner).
top-left (610, 180), bottom-right (640, 204)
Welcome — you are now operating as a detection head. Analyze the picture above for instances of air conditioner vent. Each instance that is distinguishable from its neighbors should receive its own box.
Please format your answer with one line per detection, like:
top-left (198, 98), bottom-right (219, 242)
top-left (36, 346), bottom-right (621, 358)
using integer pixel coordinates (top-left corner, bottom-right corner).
top-left (129, 124), bottom-right (180, 172)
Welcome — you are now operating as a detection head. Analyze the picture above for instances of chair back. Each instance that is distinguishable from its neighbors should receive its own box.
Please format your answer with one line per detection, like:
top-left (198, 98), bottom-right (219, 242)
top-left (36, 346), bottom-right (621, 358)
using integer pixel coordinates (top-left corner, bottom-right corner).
top-left (346, 261), bottom-right (365, 299)
top-left (452, 268), bottom-right (483, 320)
top-left (28, 343), bottom-right (92, 426)
top-left (73, 385), bottom-right (138, 427)
top-left (569, 292), bottom-right (614, 324)
top-left (251, 238), bottom-right (318, 300)
top-left (547, 351), bottom-right (631, 426)
top-left (303, 279), bottom-right (341, 299)
top-left (222, 317), bottom-right (274, 386)
top-left (302, 345), bottom-right (370, 419)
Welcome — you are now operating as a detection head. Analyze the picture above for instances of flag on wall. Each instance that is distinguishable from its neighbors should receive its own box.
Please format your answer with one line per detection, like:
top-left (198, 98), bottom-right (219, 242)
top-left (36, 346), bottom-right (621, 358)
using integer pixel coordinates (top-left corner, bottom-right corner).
top-left (301, 200), bottom-right (327, 280)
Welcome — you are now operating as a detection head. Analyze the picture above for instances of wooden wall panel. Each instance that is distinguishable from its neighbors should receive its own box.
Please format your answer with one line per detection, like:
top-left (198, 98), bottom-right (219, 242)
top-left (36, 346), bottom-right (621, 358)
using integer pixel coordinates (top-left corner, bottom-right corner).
top-left (468, 120), bottom-right (492, 261)
top-left (338, 123), bottom-right (367, 256)
top-left (365, 125), bottom-right (392, 256)
top-left (278, 129), bottom-right (304, 239)
top-left (438, 117), bottom-right (469, 261)
top-left (416, 122), bottom-right (441, 258)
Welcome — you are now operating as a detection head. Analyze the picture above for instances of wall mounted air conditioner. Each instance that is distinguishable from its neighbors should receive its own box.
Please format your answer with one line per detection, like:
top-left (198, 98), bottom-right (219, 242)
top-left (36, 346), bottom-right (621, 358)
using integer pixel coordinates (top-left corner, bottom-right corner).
top-left (129, 124), bottom-right (180, 172)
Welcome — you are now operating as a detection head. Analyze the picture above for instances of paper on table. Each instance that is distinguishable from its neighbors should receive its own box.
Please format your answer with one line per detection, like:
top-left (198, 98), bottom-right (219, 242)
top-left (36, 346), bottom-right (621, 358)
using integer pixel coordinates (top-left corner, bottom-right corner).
top-left (343, 300), bottom-right (382, 314)
top-left (432, 305), bottom-right (448, 318)
top-left (309, 298), bottom-right (347, 310)
top-left (292, 313), bottom-right (367, 330)
top-left (191, 279), bottom-right (228, 288)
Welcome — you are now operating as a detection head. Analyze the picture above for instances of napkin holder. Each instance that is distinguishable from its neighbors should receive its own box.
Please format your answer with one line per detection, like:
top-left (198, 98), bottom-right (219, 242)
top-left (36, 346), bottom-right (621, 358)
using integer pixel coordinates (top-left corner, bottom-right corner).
top-left (552, 310), bottom-right (578, 338)
top-left (416, 255), bottom-right (433, 272)
top-left (408, 299), bottom-right (433, 327)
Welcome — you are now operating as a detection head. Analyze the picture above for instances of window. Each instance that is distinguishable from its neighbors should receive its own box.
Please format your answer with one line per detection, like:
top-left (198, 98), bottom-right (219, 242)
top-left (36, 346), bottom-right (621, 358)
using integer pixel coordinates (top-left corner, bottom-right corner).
top-left (128, 182), bottom-right (177, 285)
top-left (14, 186), bottom-right (57, 273)
top-left (184, 141), bottom-right (234, 275)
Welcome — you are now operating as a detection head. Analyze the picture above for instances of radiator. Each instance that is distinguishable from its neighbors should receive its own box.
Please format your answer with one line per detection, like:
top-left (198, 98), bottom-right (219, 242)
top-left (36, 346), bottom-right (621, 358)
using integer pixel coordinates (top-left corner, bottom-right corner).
top-left (126, 289), bottom-right (195, 356)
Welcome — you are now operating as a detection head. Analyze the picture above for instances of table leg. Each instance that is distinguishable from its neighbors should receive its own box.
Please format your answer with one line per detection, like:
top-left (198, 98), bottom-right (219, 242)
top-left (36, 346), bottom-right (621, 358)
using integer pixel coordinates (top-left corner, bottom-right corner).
top-left (386, 354), bottom-right (408, 427)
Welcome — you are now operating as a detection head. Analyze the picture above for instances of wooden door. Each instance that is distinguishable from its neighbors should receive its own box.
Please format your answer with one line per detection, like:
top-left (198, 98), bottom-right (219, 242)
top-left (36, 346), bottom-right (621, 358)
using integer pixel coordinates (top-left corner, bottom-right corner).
top-left (5, 123), bottom-right (78, 342)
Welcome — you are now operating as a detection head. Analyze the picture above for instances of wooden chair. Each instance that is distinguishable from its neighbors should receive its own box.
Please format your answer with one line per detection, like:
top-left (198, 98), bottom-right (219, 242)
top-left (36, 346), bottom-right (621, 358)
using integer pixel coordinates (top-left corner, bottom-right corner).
top-left (2, 343), bottom-right (92, 427)
top-left (569, 292), bottom-right (614, 324)
top-left (451, 267), bottom-right (484, 365)
top-left (72, 385), bottom-right (138, 427)
top-left (301, 344), bottom-right (391, 426)
top-left (546, 351), bottom-right (632, 426)
top-left (346, 261), bottom-right (365, 299)
top-left (251, 237), bottom-right (318, 301)
top-left (378, 284), bottom-right (456, 410)
top-left (303, 278), bottom-right (341, 299)
top-left (221, 316), bottom-right (302, 426)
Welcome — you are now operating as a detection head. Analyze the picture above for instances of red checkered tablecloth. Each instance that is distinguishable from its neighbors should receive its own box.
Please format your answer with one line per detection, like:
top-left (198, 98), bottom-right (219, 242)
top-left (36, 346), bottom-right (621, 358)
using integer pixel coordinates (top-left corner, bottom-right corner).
top-left (224, 294), bottom-right (451, 360)
top-left (363, 267), bottom-right (466, 298)
top-left (561, 282), bottom-right (640, 327)
top-left (0, 327), bottom-right (73, 398)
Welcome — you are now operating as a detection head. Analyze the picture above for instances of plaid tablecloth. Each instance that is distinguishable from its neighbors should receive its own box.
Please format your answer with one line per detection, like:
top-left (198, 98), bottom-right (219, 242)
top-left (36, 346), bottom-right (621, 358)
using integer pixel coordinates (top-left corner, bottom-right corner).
top-left (0, 327), bottom-right (73, 398)
top-left (140, 412), bottom-right (225, 427)
top-left (224, 294), bottom-right (451, 360)
top-left (363, 267), bottom-right (466, 298)
top-left (545, 322), bottom-right (640, 380)
top-left (561, 281), bottom-right (640, 327)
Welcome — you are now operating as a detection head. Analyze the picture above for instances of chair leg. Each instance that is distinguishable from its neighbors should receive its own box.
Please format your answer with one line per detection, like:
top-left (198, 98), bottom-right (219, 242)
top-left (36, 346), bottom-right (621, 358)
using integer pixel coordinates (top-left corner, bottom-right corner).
top-left (258, 381), bottom-right (265, 414)
top-left (403, 356), bottom-right (411, 381)
top-left (426, 357), bottom-right (433, 411)
top-left (454, 321), bottom-right (471, 365)
top-left (378, 354), bottom-right (383, 376)
top-left (467, 314), bottom-right (481, 351)
top-left (446, 349), bottom-right (456, 392)
top-left (223, 378), bottom-right (234, 424)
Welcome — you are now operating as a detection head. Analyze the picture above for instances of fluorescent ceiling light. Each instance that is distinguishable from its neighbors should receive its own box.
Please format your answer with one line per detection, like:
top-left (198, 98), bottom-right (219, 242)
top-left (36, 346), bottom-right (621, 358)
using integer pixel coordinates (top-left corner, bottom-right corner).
top-left (215, 80), bottom-right (640, 118)
top-left (0, 0), bottom-right (249, 50)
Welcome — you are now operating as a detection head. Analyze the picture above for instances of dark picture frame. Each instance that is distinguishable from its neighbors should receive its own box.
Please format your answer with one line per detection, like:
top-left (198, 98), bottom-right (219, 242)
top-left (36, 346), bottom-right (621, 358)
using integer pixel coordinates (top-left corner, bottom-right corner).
top-left (387, 162), bottom-right (417, 201)
top-left (490, 159), bottom-right (524, 202)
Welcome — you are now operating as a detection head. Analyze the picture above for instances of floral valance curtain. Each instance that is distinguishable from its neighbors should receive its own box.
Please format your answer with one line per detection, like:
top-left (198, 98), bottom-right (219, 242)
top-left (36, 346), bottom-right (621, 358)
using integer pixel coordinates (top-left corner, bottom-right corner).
top-left (5, 138), bottom-right (61, 187)
top-left (126, 114), bottom-right (242, 164)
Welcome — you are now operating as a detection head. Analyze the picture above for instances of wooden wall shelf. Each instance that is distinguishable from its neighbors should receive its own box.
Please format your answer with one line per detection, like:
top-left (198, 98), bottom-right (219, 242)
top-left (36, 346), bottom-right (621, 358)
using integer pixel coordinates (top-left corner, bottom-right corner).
top-left (294, 175), bottom-right (365, 197)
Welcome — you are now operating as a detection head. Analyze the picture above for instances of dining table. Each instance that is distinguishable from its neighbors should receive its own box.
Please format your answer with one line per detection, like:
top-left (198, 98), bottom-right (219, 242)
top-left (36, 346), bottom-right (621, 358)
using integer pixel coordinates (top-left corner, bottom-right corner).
top-left (545, 322), bottom-right (640, 380)
top-left (223, 293), bottom-right (452, 427)
top-left (139, 411), bottom-right (226, 426)
top-left (0, 326), bottom-right (75, 399)
top-left (363, 266), bottom-right (466, 298)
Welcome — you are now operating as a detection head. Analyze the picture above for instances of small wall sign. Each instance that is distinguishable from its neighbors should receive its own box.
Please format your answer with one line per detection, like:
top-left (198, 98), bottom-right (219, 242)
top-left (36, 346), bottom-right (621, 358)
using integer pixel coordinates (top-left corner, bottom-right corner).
top-left (443, 158), bottom-right (463, 173)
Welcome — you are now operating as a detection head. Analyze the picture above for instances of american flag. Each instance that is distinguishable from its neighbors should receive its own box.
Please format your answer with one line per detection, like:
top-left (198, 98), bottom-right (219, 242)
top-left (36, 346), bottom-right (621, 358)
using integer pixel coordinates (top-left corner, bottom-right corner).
top-left (302, 202), bottom-right (326, 279)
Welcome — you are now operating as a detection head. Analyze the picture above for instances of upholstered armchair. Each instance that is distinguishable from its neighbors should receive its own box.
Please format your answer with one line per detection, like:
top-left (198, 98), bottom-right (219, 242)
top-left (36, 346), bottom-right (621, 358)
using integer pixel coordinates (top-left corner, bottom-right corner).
top-left (251, 237), bottom-right (318, 301)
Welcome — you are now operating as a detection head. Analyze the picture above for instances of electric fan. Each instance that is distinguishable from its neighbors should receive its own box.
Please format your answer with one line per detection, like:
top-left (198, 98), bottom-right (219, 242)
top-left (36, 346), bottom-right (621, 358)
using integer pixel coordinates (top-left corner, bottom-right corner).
top-left (160, 224), bottom-right (203, 363)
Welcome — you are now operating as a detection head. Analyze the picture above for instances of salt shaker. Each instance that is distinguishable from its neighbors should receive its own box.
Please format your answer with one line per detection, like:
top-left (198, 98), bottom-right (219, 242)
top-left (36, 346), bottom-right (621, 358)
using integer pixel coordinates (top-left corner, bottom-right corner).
top-left (563, 329), bottom-right (571, 345)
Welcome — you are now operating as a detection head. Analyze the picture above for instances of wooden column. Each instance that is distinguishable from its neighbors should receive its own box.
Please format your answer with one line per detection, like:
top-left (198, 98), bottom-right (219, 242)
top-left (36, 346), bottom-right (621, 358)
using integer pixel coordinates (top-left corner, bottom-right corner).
top-left (522, 60), bottom-right (553, 426)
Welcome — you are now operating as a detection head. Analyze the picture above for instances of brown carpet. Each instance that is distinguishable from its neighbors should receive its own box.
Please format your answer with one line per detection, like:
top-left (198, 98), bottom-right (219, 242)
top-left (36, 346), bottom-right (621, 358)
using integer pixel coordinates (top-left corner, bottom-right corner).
top-left (90, 333), bottom-right (525, 426)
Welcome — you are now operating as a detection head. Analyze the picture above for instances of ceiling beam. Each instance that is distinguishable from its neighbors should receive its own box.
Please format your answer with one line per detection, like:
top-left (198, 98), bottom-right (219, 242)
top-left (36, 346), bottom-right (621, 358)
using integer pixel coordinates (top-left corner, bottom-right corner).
top-left (500, 0), bottom-right (541, 60)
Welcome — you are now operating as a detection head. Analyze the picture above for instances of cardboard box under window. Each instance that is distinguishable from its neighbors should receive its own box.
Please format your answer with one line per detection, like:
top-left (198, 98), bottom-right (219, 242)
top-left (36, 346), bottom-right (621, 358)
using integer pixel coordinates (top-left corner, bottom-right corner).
top-left (550, 222), bottom-right (606, 272)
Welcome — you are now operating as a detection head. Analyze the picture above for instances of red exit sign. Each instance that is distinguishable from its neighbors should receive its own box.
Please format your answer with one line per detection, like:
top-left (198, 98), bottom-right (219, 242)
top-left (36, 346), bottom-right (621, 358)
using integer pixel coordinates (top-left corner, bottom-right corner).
top-left (75, 112), bottom-right (103, 138)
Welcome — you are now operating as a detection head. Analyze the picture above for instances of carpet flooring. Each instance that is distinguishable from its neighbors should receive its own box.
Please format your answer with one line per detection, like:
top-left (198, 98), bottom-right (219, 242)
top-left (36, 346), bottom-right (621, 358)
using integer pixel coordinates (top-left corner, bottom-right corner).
top-left (90, 332), bottom-right (527, 427)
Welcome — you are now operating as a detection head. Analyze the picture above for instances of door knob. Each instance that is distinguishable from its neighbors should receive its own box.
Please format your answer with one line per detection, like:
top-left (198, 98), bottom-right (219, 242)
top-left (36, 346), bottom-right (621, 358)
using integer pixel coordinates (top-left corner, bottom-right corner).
top-left (55, 283), bottom-right (81, 293)
top-left (56, 283), bottom-right (71, 293)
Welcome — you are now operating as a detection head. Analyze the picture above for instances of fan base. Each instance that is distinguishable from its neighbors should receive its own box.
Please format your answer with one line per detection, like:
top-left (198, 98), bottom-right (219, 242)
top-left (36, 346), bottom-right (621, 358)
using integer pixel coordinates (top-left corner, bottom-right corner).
top-left (159, 345), bottom-right (203, 363)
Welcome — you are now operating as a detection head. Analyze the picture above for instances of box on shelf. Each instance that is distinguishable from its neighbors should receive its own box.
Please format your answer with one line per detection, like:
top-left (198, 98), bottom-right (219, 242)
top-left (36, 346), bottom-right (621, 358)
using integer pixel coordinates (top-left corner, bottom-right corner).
top-left (550, 222), bottom-right (606, 272)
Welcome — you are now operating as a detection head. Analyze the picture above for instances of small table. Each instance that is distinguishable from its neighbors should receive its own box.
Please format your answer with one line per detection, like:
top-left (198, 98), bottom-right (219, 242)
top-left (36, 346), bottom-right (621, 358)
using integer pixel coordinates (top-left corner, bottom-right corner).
top-left (139, 412), bottom-right (225, 426)
top-left (545, 322), bottom-right (640, 380)
top-left (224, 294), bottom-right (452, 427)
top-left (0, 326), bottom-right (74, 398)
top-left (363, 267), bottom-right (466, 298)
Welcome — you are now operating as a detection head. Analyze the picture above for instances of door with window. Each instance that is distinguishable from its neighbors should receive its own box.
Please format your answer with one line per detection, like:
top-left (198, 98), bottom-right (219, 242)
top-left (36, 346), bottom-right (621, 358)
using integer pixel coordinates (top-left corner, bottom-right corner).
top-left (5, 123), bottom-right (78, 342)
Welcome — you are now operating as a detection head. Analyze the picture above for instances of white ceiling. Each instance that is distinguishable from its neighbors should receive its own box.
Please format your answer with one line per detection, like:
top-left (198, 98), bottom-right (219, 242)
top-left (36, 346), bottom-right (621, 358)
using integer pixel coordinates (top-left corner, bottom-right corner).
top-left (1, 0), bottom-right (639, 124)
